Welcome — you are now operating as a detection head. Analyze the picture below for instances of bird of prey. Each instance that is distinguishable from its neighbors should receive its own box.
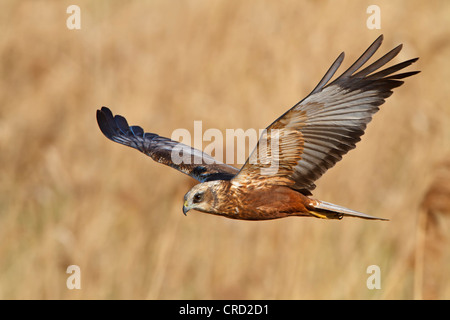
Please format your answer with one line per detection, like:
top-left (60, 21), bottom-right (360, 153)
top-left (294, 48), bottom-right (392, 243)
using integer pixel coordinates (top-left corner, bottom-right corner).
top-left (97, 35), bottom-right (419, 221)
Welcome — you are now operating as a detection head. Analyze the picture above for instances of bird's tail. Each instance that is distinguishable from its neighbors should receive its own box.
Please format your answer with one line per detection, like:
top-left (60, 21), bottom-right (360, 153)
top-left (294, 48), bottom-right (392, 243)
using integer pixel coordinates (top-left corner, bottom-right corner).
top-left (307, 200), bottom-right (389, 221)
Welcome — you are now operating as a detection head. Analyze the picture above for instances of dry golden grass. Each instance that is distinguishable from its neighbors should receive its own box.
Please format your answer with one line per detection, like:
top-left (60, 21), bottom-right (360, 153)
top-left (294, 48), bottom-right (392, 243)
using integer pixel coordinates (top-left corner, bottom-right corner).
top-left (415, 159), bottom-right (450, 299)
top-left (0, 0), bottom-right (449, 299)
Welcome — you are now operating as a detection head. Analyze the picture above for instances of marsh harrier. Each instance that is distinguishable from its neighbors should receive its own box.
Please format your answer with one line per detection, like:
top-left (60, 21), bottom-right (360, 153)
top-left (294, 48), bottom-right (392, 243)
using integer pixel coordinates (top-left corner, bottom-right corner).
top-left (97, 35), bottom-right (419, 221)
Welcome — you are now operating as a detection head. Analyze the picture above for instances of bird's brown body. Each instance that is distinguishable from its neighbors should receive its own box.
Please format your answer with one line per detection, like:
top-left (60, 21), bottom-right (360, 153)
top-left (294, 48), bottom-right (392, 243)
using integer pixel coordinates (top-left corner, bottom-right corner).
top-left (97, 35), bottom-right (419, 221)
top-left (188, 181), bottom-right (312, 220)
top-left (182, 179), bottom-right (382, 220)
top-left (229, 184), bottom-right (312, 220)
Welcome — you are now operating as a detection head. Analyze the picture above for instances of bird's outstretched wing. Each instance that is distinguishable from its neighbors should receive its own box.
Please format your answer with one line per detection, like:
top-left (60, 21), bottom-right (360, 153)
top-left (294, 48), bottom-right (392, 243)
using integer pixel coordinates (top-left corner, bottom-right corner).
top-left (96, 107), bottom-right (238, 182)
top-left (233, 35), bottom-right (419, 194)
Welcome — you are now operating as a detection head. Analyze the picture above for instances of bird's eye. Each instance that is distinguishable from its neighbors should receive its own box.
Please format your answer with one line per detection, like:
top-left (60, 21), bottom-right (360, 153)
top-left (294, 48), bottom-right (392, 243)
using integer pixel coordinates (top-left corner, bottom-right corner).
top-left (193, 192), bottom-right (204, 204)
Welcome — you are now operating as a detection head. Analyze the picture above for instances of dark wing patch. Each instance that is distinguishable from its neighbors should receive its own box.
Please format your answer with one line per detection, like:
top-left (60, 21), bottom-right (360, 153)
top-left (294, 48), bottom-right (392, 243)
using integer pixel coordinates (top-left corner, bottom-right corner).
top-left (97, 107), bottom-right (238, 182)
top-left (233, 35), bottom-right (419, 194)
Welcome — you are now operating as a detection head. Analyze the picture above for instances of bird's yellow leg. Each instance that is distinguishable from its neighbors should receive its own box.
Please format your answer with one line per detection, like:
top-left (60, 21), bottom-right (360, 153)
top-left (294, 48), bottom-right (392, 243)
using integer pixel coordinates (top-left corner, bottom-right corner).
top-left (308, 210), bottom-right (343, 220)
top-left (308, 210), bottom-right (329, 219)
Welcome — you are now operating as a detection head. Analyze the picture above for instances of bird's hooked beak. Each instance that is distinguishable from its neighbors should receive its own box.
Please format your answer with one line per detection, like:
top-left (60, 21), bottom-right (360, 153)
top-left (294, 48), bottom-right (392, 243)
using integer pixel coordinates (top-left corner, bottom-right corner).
top-left (183, 200), bottom-right (191, 216)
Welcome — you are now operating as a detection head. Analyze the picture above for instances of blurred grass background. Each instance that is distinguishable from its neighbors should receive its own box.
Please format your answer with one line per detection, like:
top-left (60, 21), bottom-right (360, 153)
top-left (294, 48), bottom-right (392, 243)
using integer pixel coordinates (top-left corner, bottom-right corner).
top-left (0, 0), bottom-right (449, 299)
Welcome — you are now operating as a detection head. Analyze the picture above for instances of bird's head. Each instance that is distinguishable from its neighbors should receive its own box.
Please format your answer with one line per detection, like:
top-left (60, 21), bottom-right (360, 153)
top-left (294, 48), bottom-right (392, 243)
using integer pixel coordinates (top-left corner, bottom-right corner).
top-left (183, 181), bottom-right (223, 215)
